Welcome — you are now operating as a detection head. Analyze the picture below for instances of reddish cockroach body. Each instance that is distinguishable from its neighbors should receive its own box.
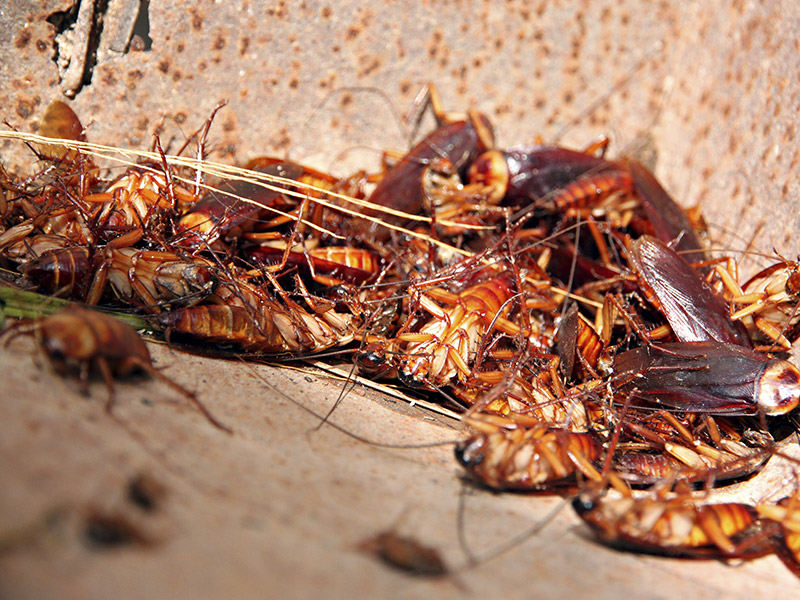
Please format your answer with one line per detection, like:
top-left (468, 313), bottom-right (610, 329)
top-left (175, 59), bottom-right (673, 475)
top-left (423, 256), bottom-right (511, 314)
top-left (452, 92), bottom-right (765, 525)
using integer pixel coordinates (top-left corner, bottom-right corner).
top-left (756, 493), bottom-right (800, 579)
top-left (246, 245), bottom-right (381, 287)
top-left (175, 158), bottom-right (343, 249)
top-left (1, 306), bottom-right (230, 432)
top-left (455, 415), bottom-right (603, 491)
top-left (573, 489), bottom-right (775, 559)
top-left (395, 272), bottom-right (518, 388)
top-left (468, 145), bottom-right (614, 208)
top-left (157, 274), bottom-right (356, 353)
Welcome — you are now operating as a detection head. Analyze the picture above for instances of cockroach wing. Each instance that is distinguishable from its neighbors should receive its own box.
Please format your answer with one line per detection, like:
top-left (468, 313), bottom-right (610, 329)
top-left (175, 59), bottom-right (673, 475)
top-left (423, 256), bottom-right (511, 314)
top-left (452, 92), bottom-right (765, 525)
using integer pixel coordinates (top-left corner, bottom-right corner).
top-left (630, 236), bottom-right (752, 347)
top-left (614, 341), bottom-right (800, 415)
top-left (626, 160), bottom-right (706, 263)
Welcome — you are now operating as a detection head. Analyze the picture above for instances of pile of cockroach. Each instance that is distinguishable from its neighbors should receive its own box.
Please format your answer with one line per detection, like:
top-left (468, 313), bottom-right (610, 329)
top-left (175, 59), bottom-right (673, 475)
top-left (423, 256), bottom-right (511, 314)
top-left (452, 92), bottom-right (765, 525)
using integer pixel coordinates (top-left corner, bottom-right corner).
top-left (3, 88), bottom-right (800, 578)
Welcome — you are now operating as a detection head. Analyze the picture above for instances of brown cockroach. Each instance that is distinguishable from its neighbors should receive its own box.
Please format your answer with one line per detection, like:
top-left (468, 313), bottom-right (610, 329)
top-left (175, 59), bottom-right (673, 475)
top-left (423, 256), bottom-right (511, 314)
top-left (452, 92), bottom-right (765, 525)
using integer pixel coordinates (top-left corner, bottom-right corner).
top-left (628, 235), bottom-right (752, 347)
top-left (395, 272), bottom-right (520, 388)
top-left (18, 246), bottom-right (217, 311)
top-left (83, 167), bottom-right (196, 246)
top-left (17, 246), bottom-right (101, 300)
top-left (455, 414), bottom-right (604, 491)
top-left (467, 144), bottom-right (615, 208)
top-left (174, 158), bottom-right (343, 249)
top-left (358, 530), bottom-right (448, 577)
top-left (1, 305), bottom-right (231, 432)
top-left (362, 84), bottom-right (494, 239)
top-left (157, 272), bottom-right (356, 354)
top-left (573, 487), bottom-right (776, 560)
top-left (756, 491), bottom-right (800, 579)
top-left (723, 258), bottom-right (800, 349)
top-left (246, 245), bottom-right (381, 287)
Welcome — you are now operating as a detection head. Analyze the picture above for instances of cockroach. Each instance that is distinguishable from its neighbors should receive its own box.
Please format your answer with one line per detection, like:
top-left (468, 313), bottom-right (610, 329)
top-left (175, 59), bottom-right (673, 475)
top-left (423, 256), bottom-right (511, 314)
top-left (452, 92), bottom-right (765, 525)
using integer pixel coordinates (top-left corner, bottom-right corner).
top-left (363, 85), bottom-right (494, 238)
top-left (157, 273), bottom-right (356, 354)
top-left (756, 492), bottom-right (800, 579)
top-left (624, 159), bottom-right (706, 262)
top-left (628, 235), bottom-right (752, 347)
top-left (18, 247), bottom-right (217, 311)
top-left (102, 247), bottom-right (217, 311)
top-left (358, 530), bottom-right (448, 577)
top-left (1, 305), bottom-right (231, 432)
top-left (455, 415), bottom-right (604, 491)
top-left (612, 341), bottom-right (800, 416)
top-left (246, 245), bottom-right (380, 287)
top-left (468, 144), bottom-right (616, 208)
top-left (174, 158), bottom-right (342, 249)
top-left (83, 168), bottom-right (196, 245)
top-left (17, 246), bottom-right (101, 300)
top-left (725, 258), bottom-right (800, 349)
top-left (395, 272), bottom-right (519, 388)
top-left (573, 488), bottom-right (776, 559)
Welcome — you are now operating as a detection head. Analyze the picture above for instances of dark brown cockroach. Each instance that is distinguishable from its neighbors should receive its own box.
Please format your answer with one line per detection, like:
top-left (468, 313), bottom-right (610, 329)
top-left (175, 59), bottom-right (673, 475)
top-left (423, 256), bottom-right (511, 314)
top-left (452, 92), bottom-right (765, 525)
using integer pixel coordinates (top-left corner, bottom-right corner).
top-left (629, 235), bottom-right (752, 347)
top-left (613, 341), bottom-right (800, 416)
top-left (363, 85), bottom-right (494, 239)
top-left (1, 305), bottom-right (231, 432)
top-left (573, 488), bottom-right (776, 559)
top-left (455, 415), bottom-right (604, 491)
top-left (468, 145), bottom-right (615, 209)
top-left (174, 158), bottom-right (342, 249)
top-left (358, 530), bottom-right (448, 577)
top-left (17, 246), bottom-right (101, 300)
top-left (624, 159), bottom-right (706, 263)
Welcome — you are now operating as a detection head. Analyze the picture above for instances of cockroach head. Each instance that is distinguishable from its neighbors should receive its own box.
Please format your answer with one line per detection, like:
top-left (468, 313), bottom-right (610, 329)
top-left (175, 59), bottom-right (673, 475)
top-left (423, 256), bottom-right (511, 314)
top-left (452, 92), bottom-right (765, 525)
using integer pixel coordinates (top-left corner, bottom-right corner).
top-left (571, 492), bottom-right (597, 515)
top-left (756, 360), bottom-right (800, 416)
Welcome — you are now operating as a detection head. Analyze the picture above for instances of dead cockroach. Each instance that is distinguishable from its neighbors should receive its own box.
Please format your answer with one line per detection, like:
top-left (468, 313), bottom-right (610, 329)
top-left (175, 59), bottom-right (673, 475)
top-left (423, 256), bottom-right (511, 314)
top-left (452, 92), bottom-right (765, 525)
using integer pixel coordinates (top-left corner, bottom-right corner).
top-left (573, 486), bottom-right (777, 560)
top-left (628, 235), bottom-right (751, 347)
top-left (724, 257), bottom-right (800, 349)
top-left (246, 245), bottom-right (381, 287)
top-left (358, 529), bottom-right (448, 577)
top-left (157, 272), bottom-right (356, 354)
top-left (612, 341), bottom-right (800, 416)
top-left (455, 414), bottom-right (604, 491)
top-left (756, 491), bottom-right (800, 579)
top-left (362, 84), bottom-right (494, 239)
top-left (467, 143), bottom-right (614, 208)
top-left (1, 305), bottom-right (231, 432)
top-left (174, 158), bottom-right (343, 249)
top-left (83, 166), bottom-right (197, 247)
top-left (394, 271), bottom-right (520, 388)
top-left (18, 246), bottom-right (217, 311)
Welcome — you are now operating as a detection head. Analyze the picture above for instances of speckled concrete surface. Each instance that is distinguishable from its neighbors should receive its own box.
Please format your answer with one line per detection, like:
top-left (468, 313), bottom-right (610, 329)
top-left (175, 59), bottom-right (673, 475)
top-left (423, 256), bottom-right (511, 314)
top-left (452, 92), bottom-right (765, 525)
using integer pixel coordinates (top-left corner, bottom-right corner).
top-left (2, 2), bottom-right (800, 598)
